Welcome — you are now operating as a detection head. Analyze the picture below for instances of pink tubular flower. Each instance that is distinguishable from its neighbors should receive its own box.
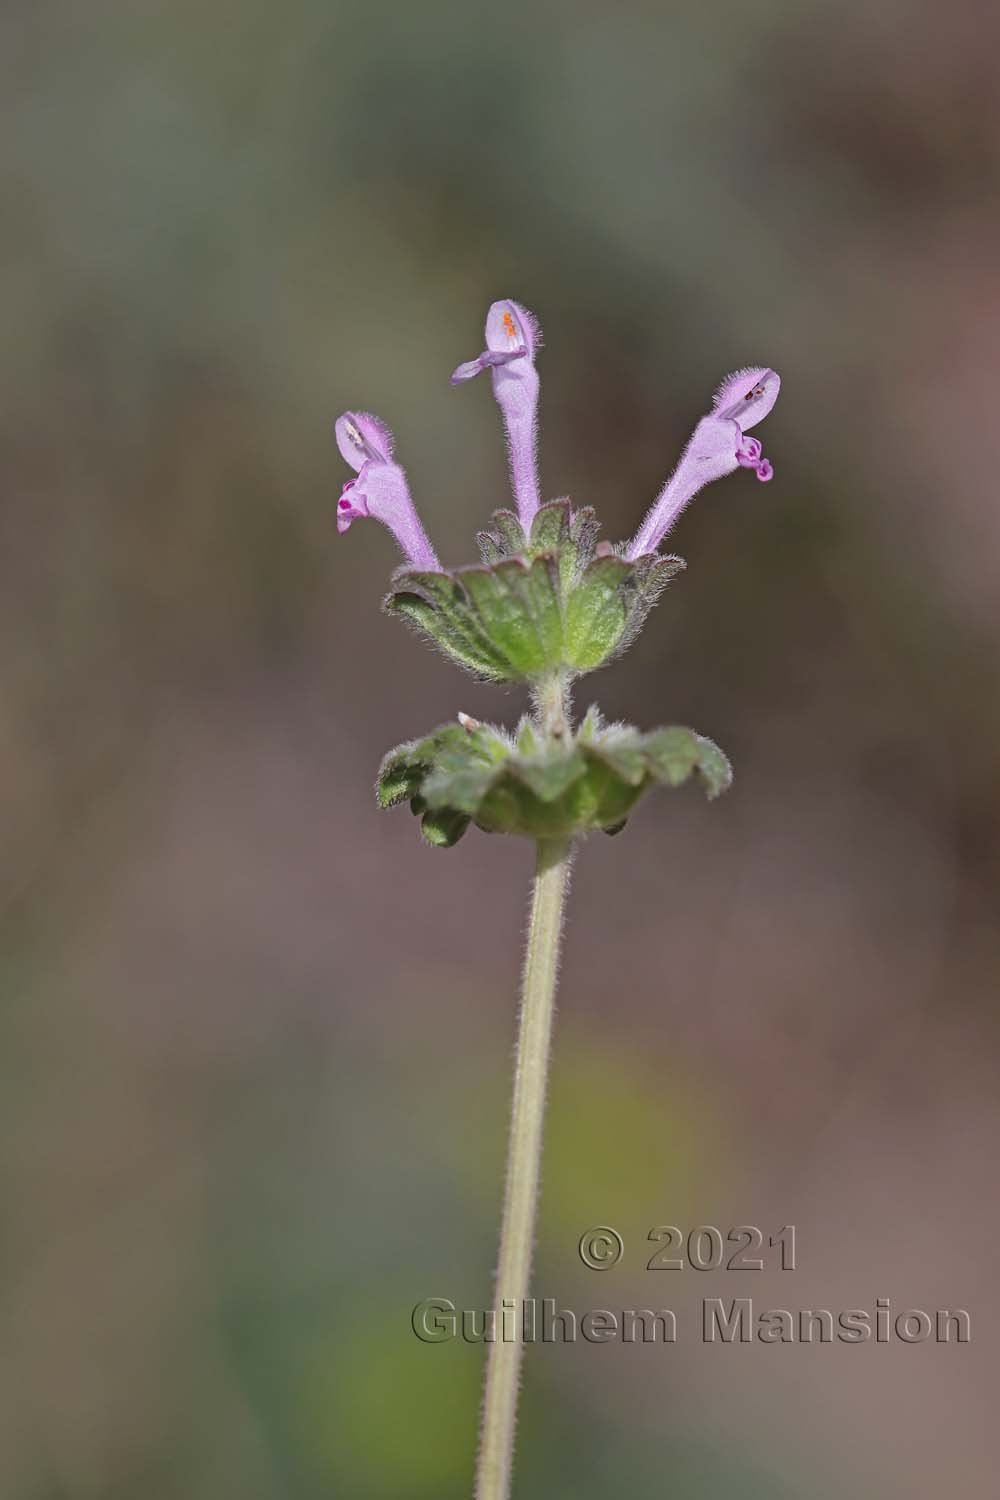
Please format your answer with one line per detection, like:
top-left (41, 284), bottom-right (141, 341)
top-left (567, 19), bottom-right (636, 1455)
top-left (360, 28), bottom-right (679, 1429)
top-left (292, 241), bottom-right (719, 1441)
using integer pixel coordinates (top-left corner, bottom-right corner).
top-left (335, 411), bottom-right (440, 570)
top-left (625, 367), bottom-right (780, 560)
top-left (451, 300), bottom-right (542, 532)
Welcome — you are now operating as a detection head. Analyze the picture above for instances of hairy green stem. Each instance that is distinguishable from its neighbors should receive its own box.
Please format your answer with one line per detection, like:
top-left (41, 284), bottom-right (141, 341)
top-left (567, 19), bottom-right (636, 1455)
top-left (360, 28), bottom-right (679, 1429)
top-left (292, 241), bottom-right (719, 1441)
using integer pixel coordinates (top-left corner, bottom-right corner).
top-left (474, 833), bottom-right (573, 1500)
top-left (531, 670), bottom-right (572, 741)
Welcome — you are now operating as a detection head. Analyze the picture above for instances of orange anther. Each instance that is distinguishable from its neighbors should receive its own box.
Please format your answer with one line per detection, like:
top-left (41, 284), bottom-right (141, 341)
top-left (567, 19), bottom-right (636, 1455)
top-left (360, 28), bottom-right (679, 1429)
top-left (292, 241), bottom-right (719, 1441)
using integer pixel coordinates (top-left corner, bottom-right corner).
top-left (503, 311), bottom-right (517, 341)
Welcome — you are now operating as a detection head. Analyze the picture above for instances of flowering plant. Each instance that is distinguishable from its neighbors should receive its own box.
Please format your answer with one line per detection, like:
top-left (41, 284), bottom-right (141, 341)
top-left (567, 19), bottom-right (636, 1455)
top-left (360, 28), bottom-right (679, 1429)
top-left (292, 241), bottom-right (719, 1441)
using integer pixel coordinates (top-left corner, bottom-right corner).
top-left (335, 299), bottom-right (779, 1499)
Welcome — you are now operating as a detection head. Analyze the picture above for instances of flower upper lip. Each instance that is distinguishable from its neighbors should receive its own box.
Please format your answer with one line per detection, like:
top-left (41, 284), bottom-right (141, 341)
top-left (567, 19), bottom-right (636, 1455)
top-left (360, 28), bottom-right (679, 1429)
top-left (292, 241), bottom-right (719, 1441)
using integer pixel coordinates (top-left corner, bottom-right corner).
top-left (336, 410), bottom-right (395, 470)
top-left (713, 367), bottom-right (780, 426)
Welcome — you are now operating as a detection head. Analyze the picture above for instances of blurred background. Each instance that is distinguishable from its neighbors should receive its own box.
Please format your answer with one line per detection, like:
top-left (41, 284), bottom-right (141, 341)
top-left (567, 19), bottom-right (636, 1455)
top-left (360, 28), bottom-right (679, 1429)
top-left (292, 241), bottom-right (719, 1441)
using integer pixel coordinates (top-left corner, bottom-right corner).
top-left (2, 0), bottom-right (998, 1495)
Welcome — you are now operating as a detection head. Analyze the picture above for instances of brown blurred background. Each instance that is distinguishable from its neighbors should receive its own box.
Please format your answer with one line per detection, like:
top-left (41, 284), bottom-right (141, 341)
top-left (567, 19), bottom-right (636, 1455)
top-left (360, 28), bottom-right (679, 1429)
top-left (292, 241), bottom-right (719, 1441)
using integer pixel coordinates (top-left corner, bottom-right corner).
top-left (2, 1), bottom-right (998, 1495)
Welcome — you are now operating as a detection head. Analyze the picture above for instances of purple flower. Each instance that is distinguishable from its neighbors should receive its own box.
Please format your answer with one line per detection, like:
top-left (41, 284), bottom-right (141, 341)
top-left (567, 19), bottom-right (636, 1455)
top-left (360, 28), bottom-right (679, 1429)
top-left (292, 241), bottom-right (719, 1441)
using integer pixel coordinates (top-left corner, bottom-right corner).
top-left (335, 411), bottom-right (440, 571)
top-left (625, 368), bottom-right (780, 560)
top-left (451, 300), bottom-right (543, 532)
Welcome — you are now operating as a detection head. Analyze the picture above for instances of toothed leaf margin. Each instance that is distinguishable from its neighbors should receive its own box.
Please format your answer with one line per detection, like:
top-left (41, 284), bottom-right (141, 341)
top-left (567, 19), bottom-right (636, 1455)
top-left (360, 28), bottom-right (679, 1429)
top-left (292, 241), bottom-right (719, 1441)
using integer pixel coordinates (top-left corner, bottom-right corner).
top-left (376, 713), bottom-right (731, 846)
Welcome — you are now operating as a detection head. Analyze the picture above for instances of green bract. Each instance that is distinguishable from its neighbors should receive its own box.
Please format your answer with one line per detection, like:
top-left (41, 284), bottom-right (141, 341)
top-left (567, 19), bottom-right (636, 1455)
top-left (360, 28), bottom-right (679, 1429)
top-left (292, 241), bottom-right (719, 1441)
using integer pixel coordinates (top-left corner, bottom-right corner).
top-left (377, 708), bottom-right (732, 847)
top-left (384, 499), bottom-right (683, 682)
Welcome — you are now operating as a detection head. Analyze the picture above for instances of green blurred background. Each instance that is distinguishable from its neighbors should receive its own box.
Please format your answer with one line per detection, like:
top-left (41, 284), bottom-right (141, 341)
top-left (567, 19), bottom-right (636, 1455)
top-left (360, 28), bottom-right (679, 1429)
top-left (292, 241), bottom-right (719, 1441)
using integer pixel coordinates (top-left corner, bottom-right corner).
top-left (2, 1), bottom-right (998, 1495)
